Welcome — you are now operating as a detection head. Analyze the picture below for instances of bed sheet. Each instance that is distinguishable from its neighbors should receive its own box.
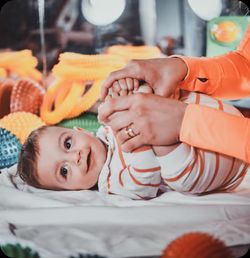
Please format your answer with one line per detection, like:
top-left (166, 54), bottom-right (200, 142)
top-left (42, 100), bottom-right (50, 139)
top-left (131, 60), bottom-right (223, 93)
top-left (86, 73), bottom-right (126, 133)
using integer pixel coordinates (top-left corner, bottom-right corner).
top-left (0, 165), bottom-right (250, 258)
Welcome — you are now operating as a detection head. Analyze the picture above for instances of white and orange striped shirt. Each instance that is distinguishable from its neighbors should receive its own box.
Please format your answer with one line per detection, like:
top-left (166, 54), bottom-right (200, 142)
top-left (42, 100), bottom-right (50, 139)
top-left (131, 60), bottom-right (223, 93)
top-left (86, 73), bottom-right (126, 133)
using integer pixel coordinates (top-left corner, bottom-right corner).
top-left (97, 91), bottom-right (248, 200)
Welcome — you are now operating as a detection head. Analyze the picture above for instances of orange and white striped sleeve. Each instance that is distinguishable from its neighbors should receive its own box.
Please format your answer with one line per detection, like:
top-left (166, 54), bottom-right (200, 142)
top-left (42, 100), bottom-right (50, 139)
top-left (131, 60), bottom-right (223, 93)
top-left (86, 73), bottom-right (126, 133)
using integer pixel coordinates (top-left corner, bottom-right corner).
top-left (159, 92), bottom-right (248, 194)
top-left (116, 145), bottom-right (162, 199)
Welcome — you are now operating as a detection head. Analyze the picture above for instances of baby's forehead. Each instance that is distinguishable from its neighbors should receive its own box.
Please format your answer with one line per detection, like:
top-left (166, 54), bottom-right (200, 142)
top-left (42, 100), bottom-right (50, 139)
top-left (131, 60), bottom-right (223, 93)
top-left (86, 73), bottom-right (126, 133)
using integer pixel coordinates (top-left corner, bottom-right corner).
top-left (45, 126), bottom-right (73, 134)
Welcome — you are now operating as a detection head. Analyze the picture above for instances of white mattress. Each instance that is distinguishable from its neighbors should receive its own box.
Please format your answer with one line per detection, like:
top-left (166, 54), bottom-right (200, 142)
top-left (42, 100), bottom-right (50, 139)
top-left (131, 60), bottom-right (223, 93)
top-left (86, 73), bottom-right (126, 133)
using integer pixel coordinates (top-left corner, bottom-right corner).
top-left (0, 165), bottom-right (250, 258)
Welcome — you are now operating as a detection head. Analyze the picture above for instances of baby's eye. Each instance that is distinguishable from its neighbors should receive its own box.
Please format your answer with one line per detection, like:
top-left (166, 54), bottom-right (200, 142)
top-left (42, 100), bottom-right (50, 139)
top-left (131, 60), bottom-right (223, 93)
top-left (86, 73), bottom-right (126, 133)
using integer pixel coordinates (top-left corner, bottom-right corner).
top-left (60, 165), bottom-right (69, 179)
top-left (64, 137), bottom-right (72, 150)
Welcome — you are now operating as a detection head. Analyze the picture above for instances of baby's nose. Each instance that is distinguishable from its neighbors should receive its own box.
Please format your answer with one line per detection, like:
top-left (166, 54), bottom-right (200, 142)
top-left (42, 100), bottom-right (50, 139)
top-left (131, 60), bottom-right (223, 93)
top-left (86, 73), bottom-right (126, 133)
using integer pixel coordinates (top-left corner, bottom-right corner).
top-left (70, 151), bottom-right (81, 165)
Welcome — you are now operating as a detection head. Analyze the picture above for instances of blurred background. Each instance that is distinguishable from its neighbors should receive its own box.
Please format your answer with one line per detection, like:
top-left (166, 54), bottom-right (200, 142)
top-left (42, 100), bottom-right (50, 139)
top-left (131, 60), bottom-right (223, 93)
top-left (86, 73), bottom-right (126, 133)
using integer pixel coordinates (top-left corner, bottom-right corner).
top-left (0, 0), bottom-right (249, 117)
top-left (0, 0), bottom-right (249, 70)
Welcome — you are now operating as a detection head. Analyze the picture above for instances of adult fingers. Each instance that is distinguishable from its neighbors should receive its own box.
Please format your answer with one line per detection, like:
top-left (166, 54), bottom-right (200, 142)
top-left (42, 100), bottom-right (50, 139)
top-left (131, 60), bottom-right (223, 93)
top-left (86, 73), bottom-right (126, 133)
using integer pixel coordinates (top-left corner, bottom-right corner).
top-left (105, 111), bottom-right (133, 133)
top-left (116, 124), bottom-right (139, 145)
top-left (100, 67), bottom-right (132, 100)
top-left (121, 134), bottom-right (145, 153)
top-left (98, 95), bottom-right (134, 123)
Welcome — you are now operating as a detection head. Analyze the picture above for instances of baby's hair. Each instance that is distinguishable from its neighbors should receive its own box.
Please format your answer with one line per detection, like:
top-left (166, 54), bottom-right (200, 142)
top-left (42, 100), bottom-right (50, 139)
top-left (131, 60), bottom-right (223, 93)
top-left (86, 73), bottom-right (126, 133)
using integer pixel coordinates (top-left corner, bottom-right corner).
top-left (17, 125), bottom-right (48, 188)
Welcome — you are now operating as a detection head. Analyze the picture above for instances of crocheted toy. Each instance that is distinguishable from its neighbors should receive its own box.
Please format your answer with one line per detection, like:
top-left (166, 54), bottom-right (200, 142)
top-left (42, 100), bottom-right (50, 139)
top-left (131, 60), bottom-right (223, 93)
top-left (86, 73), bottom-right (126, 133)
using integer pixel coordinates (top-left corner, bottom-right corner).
top-left (40, 52), bottom-right (126, 124)
top-left (0, 50), bottom-right (42, 82)
top-left (106, 45), bottom-right (162, 62)
top-left (0, 78), bottom-right (14, 118)
top-left (0, 128), bottom-right (21, 169)
top-left (57, 112), bottom-right (100, 135)
top-left (0, 112), bottom-right (45, 144)
top-left (161, 232), bottom-right (234, 258)
top-left (10, 78), bottom-right (45, 115)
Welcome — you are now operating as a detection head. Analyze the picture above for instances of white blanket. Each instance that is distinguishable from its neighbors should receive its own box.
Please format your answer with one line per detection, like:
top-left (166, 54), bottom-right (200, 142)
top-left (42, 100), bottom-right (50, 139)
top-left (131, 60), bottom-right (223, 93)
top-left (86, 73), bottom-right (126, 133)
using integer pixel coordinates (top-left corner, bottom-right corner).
top-left (0, 165), bottom-right (250, 258)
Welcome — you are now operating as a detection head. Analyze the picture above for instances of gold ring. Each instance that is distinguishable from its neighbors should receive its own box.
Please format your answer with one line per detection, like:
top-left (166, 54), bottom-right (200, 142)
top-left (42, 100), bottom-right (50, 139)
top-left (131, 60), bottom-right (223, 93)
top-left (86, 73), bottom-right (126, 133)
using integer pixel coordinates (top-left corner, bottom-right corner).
top-left (125, 127), bottom-right (136, 138)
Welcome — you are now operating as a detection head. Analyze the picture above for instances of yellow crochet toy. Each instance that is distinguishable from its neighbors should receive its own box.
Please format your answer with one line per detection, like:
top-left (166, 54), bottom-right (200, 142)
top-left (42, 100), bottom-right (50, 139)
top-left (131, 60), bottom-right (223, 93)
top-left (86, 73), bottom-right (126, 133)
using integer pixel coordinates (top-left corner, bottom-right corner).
top-left (0, 112), bottom-right (45, 144)
top-left (40, 53), bottom-right (126, 124)
top-left (0, 50), bottom-right (42, 82)
top-left (106, 45), bottom-right (162, 62)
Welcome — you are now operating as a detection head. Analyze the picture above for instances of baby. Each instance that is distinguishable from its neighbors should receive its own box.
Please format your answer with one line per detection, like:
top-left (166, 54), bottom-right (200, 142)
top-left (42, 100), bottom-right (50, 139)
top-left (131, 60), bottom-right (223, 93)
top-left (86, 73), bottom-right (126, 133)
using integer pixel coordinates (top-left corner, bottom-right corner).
top-left (17, 80), bottom-right (248, 199)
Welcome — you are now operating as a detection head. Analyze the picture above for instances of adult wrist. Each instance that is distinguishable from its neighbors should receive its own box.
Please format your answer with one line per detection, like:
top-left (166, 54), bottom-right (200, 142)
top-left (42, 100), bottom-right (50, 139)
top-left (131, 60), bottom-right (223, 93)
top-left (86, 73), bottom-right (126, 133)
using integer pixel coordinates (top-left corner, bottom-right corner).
top-left (170, 55), bottom-right (188, 81)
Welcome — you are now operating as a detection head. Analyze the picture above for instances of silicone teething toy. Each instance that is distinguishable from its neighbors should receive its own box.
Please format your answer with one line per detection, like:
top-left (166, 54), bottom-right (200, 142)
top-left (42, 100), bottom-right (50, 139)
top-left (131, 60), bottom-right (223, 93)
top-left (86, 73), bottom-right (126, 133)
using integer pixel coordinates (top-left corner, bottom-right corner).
top-left (161, 232), bottom-right (233, 258)
top-left (0, 50), bottom-right (42, 81)
top-left (0, 112), bottom-right (45, 144)
top-left (10, 79), bottom-right (45, 115)
top-left (40, 53), bottom-right (126, 124)
top-left (0, 128), bottom-right (21, 169)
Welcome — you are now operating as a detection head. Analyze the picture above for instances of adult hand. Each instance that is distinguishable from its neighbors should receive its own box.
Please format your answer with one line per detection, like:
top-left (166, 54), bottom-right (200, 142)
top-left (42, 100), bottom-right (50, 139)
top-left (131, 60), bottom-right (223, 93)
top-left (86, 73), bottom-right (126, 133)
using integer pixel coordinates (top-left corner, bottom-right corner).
top-left (100, 57), bottom-right (188, 100)
top-left (98, 93), bottom-right (187, 152)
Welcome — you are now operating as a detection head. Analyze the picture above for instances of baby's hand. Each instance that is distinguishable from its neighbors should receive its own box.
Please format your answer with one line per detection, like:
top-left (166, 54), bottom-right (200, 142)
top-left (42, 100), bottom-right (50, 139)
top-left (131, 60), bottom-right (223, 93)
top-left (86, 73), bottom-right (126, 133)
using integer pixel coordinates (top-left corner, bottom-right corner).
top-left (109, 78), bottom-right (153, 98)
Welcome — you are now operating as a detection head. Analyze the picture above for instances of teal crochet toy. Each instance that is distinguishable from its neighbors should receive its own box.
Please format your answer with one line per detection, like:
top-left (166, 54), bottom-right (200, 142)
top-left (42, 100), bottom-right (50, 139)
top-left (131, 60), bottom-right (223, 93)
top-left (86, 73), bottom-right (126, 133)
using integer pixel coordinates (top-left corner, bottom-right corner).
top-left (0, 127), bottom-right (21, 169)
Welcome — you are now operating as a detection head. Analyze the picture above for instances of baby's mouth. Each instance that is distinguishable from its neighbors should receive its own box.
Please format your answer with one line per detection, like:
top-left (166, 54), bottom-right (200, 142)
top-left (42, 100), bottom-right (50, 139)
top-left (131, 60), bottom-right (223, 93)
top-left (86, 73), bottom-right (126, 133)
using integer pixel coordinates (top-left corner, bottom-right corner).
top-left (86, 149), bottom-right (91, 173)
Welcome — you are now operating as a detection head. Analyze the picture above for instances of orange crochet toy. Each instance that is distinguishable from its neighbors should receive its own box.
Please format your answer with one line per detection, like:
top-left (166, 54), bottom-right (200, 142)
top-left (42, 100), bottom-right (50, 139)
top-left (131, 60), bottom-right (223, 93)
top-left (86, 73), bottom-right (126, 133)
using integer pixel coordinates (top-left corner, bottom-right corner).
top-left (10, 78), bottom-right (45, 115)
top-left (40, 53), bottom-right (126, 124)
top-left (0, 112), bottom-right (45, 144)
top-left (161, 232), bottom-right (234, 258)
top-left (0, 50), bottom-right (42, 82)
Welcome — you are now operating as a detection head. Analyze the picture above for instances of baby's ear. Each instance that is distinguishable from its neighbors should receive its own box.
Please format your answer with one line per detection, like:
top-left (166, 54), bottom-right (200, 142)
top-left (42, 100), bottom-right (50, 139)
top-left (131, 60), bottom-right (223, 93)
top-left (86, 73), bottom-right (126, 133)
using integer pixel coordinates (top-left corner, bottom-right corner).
top-left (73, 126), bottom-right (83, 131)
top-left (73, 126), bottom-right (94, 135)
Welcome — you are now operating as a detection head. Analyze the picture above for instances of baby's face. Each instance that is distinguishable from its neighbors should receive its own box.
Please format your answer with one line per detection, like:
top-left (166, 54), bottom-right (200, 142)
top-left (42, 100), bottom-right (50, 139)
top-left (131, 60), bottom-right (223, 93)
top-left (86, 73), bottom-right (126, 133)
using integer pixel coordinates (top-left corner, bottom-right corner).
top-left (36, 126), bottom-right (107, 190)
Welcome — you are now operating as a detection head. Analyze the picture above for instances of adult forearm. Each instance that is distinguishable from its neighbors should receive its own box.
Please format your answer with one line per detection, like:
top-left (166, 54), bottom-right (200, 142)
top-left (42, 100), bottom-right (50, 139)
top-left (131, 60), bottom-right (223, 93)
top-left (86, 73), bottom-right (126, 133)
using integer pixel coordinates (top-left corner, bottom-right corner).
top-left (180, 104), bottom-right (250, 163)
top-left (175, 25), bottom-right (250, 100)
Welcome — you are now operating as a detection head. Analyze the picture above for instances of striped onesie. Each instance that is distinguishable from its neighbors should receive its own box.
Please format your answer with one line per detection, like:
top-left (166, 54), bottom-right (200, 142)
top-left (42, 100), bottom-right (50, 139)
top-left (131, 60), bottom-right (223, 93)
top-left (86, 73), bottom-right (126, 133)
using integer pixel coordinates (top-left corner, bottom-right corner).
top-left (97, 91), bottom-right (248, 200)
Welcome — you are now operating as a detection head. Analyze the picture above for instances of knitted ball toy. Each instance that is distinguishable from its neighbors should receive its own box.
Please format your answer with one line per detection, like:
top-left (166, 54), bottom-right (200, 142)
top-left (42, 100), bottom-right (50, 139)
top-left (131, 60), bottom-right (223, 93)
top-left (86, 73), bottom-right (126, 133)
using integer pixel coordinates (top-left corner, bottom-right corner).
top-left (0, 128), bottom-right (21, 169)
top-left (161, 232), bottom-right (234, 258)
top-left (0, 112), bottom-right (45, 144)
top-left (10, 78), bottom-right (45, 115)
top-left (57, 112), bottom-right (100, 135)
